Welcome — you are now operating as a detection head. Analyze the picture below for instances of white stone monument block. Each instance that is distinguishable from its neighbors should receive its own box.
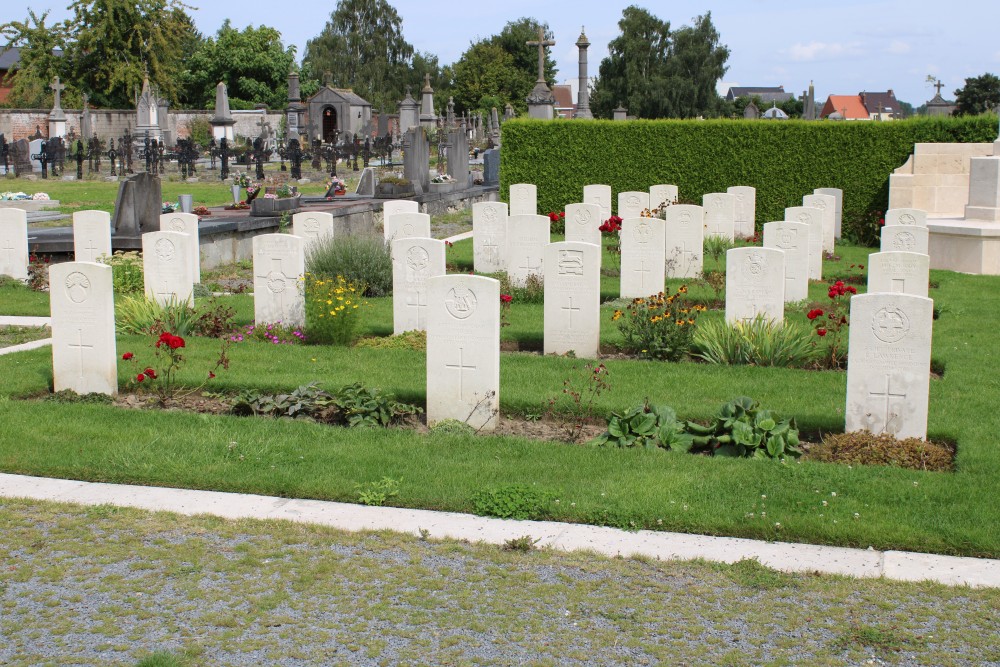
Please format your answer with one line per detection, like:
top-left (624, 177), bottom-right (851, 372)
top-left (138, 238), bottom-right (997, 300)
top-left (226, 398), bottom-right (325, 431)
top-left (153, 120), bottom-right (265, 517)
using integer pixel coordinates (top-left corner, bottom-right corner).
top-left (544, 241), bottom-right (601, 358)
top-left (384, 212), bottom-right (431, 243)
top-left (620, 217), bottom-right (665, 298)
top-left (814, 187), bottom-right (843, 239)
top-left (725, 247), bottom-right (785, 324)
top-left (383, 200), bottom-right (418, 217)
top-left (618, 191), bottom-right (650, 219)
top-left (703, 193), bottom-right (736, 240)
top-left (49, 262), bottom-right (117, 396)
top-left (664, 204), bottom-right (704, 279)
top-left (727, 186), bottom-right (757, 238)
top-left (649, 184), bottom-right (679, 210)
top-left (253, 233), bottom-right (305, 326)
top-left (292, 211), bottom-right (335, 254)
top-left (867, 252), bottom-right (929, 298)
top-left (72, 210), bottom-right (112, 264)
top-left (564, 203), bottom-right (603, 246)
top-left (785, 206), bottom-right (824, 280)
top-left (159, 212), bottom-right (201, 284)
top-left (763, 221), bottom-right (810, 302)
top-left (142, 231), bottom-right (193, 306)
top-left (803, 194), bottom-right (836, 254)
top-left (509, 183), bottom-right (537, 216)
top-left (0, 207), bottom-right (28, 281)
top-left (881, 225), bottom-right (929, 255)
top-left (583, 184), bottom-right (612, 221)
top-left (473, 202), bottom-right (508, 273)
top-left (884, 208), bottom-right (928, 228)
top-left (506, 214), bottom-right (550, 286)
top-left (392, 237), bottom-right (446, 334)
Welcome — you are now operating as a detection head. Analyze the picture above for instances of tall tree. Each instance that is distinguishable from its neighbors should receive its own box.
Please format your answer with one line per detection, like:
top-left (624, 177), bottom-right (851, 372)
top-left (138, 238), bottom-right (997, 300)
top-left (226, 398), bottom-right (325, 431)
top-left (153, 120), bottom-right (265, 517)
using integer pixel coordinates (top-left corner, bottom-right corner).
top-left (663, 13), bottom-right (729, 118)
top-left (302, 0), bottom-right (414, 111)
top-left (953, 73), bottom-right (1000, 116)
top-left (0, 10), bottom-right (73, 108)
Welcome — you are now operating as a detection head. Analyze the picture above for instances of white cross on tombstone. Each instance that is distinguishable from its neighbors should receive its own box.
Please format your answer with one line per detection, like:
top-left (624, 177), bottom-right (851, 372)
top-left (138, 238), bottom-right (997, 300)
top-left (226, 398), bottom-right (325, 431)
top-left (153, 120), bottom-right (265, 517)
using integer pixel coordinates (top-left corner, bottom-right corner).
top-left (1, 240), bottom-right (14, 264)
top-left (869, 375), bottom-right (907, 433)
top-left (561, 296), bottom-right (581, 328)
top-left (636, 258), bottom-right (651, 289)
top-left (68, 327), bottom-right (94, 385)
top-left (445, 347), bottom-right (478, 400)
top-left (405, 289), bottom-right (429, 320)
top-left (519, 255), bottom-right (541, 273)
top-left (155, 277), bottom-right (176, 302)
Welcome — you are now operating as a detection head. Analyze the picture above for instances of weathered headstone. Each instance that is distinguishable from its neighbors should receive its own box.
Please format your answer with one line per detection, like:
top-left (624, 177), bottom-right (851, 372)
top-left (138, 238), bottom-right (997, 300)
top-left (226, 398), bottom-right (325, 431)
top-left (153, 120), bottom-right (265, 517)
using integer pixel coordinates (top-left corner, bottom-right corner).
top-left (72, 210), bottom-right (112, 264)
top-left (880, 225), bottom-right (929, 255)
top-left (803, 193), bottom-right (836, 253)
top-left (664, 204), bottom-right (704, 279)
top-left (564, 202), bottom-right (602, 246)
top-left (159, 212), bottom-right (200, 284)
top-left (392, 237), bottom-right (446, 334)
top-left (884, 208), bottom-right (928, 228)
top-left (703, 193), bottom-right (737, 240)
top-left (867, 251), bottom-right (930, 297)
top-left (383, 200), bottom-right (419, 217)
top-left (0, 208), bottom-right (29, 281)
top-left (11, 139), bottom-right (31, 176)
top-left (112, 172), bottom-right (162, 237)
top-left (649, 184), bottom-right (679, 210)
top-left (620, 217), bottom-right (666, 298)
top-left (785, 206), bottom-right (824, 280)
top-left (384, 212), bottom-right (431, 243)
top-left (583, 184), bottom-right (612, 221)
top-left (506, 214), bottom-right (550, 286)
top-left (142, 231), bottom-right (193, 306)
top-left (763, 221), bottom-right (810, 302)
top-left (724, 247), bottom-right (785, 324)
top-left (482, 149), bottom-right (500, 186)
top-left (426, 274), bottom-right (500, 431)
top-left (814, 187), bottom-right (843, 239)
top-left (845, 293), bottom-right (933, 439)
top-left (49, 262), bottom-right (117, 395)
top-left (472, 201), bottom-right (508, 273)
top-left (509, 183), bottom-right (537, 216)
top-left (728, 186), bottom-right (757, 238)
top-left (356, 167), bottom-right (375, 196)
top-left (618, 191), bottom-right (650, 219)
top-left (544, 241), bottom-right (601, 358)
top-left (292, 211), bottom-right (335, 255)
top-left (252, 233), bottom-right (305, 326)
top-left (402, 127), bottom-right (430, 193)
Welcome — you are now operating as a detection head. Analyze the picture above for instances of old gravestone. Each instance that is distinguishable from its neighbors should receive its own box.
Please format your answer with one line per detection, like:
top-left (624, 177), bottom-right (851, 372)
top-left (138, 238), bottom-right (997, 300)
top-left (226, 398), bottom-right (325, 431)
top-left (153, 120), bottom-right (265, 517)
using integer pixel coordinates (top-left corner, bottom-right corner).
top-left (803, 193), bottom-right (836, 254)
top-left (159, 212), bottom-right (201, 285)
top-left (618, 191), bottom-right (650, 219)
top-left (482, 148), bottom-right (500, 186)
top-left (544, 241), bottom-right (601, 358)
top-left (253, 234), bottom-right (305, 327)
top-left (703, 193), bottom-right (737, 241)
top-left (728, 186), bottom-right (757, 238)
top-left (49, 261), bottom-right (117, 396)
top-left (664, 204), bottom-right (704, 280)
top-left (725, 247), bottom-right (786, 325)
top-left (72, 210), bottom-right (112, 264)
top-left (356, 167), bottom-right (376, 197)
top-left (762, 221), bottom-right (810, 302)
top-left (650, 184), bottom-right (679, 210)
top-left (472, 201), bottom-right (508, 273)
top-left (884, 208), bottom-right (928, 228)
top-left (509, 183), bottom-right (537, 216)
top-left (0, 208), bottom-right (29, 281)
top-left (384, 212), bottom-right (431, 243)
top-left (785, 206), bottom-right (824, 280)
top-left (383, 200), bottom-right (419, 217)
top-left (426, 274), bottom-right (500, 431)
top-left (583, 184), bottom-right (612, 221)
top-left (845, 292), bottom-right (933, 440)
top-left (564, 202), bottom-right (602, 246)
top-left (867, 251), bottom-right (929, 297)
top-left (880, 225), bottom-right (929, 255)
top-left (620, 217), bottom-right (666, 298)
top-left (506, 214), bottom-right (550, 286)
top-left (814, 187), bottom-right (843, 239)
top-left (142, 231), bottom-right (193, 306)
top-left (392, 237), bottom-right (446, 334)
top-left (113, 173), bottom-right (162, 237)
top-left (292, 211), bottom-right (335, 255)
top-left (11, 139), bottom-right (31, 176)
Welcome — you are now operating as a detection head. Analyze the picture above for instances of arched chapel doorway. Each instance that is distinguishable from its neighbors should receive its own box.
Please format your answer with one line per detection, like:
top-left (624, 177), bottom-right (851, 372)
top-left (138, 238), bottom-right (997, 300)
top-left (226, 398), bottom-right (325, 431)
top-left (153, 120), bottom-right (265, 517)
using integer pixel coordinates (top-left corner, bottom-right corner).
top-left (322, 106), bottom-right (338, 143)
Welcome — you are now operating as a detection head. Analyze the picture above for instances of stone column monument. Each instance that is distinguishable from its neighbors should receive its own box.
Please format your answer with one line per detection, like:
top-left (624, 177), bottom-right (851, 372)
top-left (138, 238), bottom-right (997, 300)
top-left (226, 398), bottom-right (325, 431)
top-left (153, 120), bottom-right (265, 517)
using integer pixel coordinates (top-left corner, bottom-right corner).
top-left (575, 28), bottom-right (593, 119)
top-left (48, 77), bottom-right (67, 138)
top-left (209, 82), bottom-right (236, 141)
top-left (525, 27), bottom-right (556, 120)
top-left (419, 73), bottom-right (437, 130)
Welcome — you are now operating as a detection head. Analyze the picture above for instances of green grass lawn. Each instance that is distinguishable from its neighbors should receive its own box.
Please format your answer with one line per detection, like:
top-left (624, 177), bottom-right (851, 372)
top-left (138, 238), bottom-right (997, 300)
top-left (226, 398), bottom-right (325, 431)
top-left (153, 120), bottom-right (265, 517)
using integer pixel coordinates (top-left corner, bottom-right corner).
top-left (0, 241), bottom-right (997, 558)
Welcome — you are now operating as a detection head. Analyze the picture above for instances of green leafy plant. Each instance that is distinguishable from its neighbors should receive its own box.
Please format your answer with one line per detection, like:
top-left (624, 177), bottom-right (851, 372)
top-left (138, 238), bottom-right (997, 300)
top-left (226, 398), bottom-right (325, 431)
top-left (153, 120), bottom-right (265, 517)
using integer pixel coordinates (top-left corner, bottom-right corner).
top-left (192, 299), bottom-right (237, 338)
top-left (230, 382), bottom-right (334, 419)
top-left (306, 234), bottom-right (392, 297)
top-left (502, 535), bottom-right (541, 552)
top-left (613, 286), bottom-right (705, 361)
top-left (692, 316), bottom-right (815, 367)
top-left (98, 250), bottom-right (144, 295)
top-left (353, 329), bottom-right (427, 351)
top-left (356, 477), bottom-right (402, 506)
top-left (116, 295), bottom-right (198, 337)
top-left (331, 382), bottom-right (421, 427)
top-left (471, 485), bottom-right (555, 520)
top-left (429, 419), bottom-right (476, 435)
top-left (685, 396), bottom-right (801, 459)
top-left (593, 401), bottom-right (694, 452)
top-left (303, 273), bottom-right (367, 346)
top-left (807, 279), bottom-right (856, 369)
top-left (546, 362), bottom-right (611, 442)
top-left (494, 271), bottom-right (544, 304)
top-left (703, 235), bottom-right (735, 264)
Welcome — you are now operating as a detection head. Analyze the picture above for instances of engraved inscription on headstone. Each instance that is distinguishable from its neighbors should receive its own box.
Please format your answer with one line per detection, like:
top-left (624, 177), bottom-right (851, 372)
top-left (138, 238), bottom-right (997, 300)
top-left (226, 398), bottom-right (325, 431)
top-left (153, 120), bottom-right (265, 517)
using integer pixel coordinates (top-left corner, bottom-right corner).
top-left (725, 247), bottom-right (785, 324)
top-left (50, 262), bottom-right (117, 395)
top-left (763, 221), bottom-right (809, 302)
top-left (544, 241), bottom-right (601, 357)
top-left (473, 201), bottom-right (509, 273)
top-left (392, 237), bottom-right (445, 334)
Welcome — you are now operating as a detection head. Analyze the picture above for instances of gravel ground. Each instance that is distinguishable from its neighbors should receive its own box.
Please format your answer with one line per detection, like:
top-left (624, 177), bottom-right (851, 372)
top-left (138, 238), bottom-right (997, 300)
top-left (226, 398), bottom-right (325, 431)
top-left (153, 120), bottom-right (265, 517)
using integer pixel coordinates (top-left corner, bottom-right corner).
top-left (1, 499), bottom-right (998, 667)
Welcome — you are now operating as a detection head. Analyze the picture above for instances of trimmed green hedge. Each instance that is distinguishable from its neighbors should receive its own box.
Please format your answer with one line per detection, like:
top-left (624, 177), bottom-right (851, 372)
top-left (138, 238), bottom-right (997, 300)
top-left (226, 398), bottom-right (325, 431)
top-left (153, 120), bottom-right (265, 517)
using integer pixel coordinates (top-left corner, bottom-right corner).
top-left (499, 116), bottom-right (998, 244)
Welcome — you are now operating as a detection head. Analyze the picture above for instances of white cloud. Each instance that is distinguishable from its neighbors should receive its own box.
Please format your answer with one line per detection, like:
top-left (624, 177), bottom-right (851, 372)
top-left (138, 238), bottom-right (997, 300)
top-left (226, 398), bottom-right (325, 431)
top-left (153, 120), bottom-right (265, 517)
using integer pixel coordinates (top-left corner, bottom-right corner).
top-left (886, 40), bottom-right (911, 55)
top-left (788, 41), bottom-right (863, 62)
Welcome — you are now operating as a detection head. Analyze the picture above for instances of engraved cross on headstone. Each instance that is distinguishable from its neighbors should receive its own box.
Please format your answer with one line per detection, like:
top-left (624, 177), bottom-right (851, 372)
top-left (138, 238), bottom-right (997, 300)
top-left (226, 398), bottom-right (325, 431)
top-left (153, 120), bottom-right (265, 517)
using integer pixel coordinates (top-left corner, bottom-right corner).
top-left (561, 296), bottom-right (581, 328)
top-left (405, 289), bottom-right (428, 322)
top-left (50, 77), bottom-right (65, 110)
top-left (483, 237), bottom-right (500, 264)
top-left (635, 257), bottom-right (651, 289)
top-left (526, 28), bottom-right (555, 84)
top-left (869, 374), bottom-right (907, 432)
top-left (445, 347), bottom-right (478, 400)
top-left (740, 299), bottom-right (765, 323)
top-left (83, 239), bottom-right (99, 261)
top-left (1, 239), bottom-right (14, 264)
top-left (156, 276), bottom-right (176, 303)
top-left (519, 254), bottom-right (541, 274)
top-left (68, 327), bottom-right (93, 383)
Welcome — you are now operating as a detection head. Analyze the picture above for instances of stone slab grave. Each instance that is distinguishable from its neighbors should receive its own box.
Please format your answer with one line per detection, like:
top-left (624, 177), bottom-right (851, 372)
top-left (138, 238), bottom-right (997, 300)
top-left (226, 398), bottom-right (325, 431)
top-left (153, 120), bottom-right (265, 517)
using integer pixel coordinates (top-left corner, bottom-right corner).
top-left (867, 252), bottom-right (929, 297)
top-left (472, 202), bottom-right (508, 273)
top-left (564, 203), bottom-right (602, 246)
top-left (426, 274), bottom-right (500, 431)
top-left (159, 212), bottom-right (201, 284)
top-left (649, 184), bottom-right (678, 210)
top-left (725, 247), bottom-right (785, 325)
top-left (142, 231), bottom-right (193, 306)
top-left (881, 225), bottom-right (929, 255)
top-left (49, 261), bottom-right (117, 396)
top-left (384, 212), bottom-right (431, 243)
top-left (885, 208), bottom-right (928, 228)
top-left (785, 206), bottom-right (824, 280)
top-left (618, 191), bottom-right (650, 219)
top-left (889, 142), bottom-right (994, 217)
top-left (509, 183), bottom-right (537, 216)
top-left (727, 186), bottom-right (756, 238)
top-left (392, 237), bottom-right (445, 334)
top-left (763, 221), bottom-right (810, 302)
top-left (664, 204), bottom-right (704, 279)
top-left (703, 193), bottom-right (736, 240)
top-left (544, 241), bottom-right (601, 358)
top-left (583, 184), bottom-right (612, 221)
top-left (72, 211), bottom-right (112, 264)
top-left (620, 217), bottom-right (666, 298)
top-left (965, 156), bottom-right (1000, 221)
top-left (292, 211), bottom-right (335, 255)
top-left (383, 200), bottom-right (419, 218)
top-left (355, 167), bottom-right (375, 197)
top-left (253, 234), bottom-right (305, 327)
top-left (506, 214), bottom-right (550, 286)
top-left (112, 172), bottom-right (162, 237)
top-left (814, 188), bottom-right (844, 239)
top-left (803, 193), bottom-right (836, 253)
top-left (845, 293), bottom-right (933, 440)
top-left (0, 208), bottom-right (29, 281)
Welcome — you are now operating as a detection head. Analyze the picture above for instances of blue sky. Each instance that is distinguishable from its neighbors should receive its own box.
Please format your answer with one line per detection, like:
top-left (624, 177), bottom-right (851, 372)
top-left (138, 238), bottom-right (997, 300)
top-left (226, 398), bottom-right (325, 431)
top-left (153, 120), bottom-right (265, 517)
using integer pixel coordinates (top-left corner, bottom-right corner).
top-left (7, 0), bottom-right (1000, 107)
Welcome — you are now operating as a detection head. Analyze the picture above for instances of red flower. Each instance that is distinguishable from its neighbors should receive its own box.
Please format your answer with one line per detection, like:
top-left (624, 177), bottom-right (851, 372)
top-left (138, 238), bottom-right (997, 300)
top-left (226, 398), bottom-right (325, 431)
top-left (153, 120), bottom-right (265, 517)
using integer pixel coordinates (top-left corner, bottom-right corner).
top-left (846, 285), bottom-right (857, 294)
top-left (208, 371), bottom-right (216, 379)
top-left (444, 240), bottom-right (453, 247)
top-left (168, 335), bottom-right (185, 350)
top-left (122, 352), bottom-right (134, 360)
top-left (500, 294), bottom-right (513, 304)
top-left (807, 309), bottom-right (824, 320)
top-left (144, 368), bottom-right (157, 379)
top-left (136, 373), bottom-right (145, 382)
top-left (817, 328), bottom-right (828, 337)
top-left (879, 218), bottom-right (885, 226)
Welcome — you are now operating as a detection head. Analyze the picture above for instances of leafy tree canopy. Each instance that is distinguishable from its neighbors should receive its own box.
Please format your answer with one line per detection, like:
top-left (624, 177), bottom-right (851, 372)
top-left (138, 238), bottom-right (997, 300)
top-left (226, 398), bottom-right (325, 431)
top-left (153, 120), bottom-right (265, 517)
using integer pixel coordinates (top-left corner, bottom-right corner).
top-left (953, 73), bottom-right (1000, 116)
top-left (0, 10), bottom-right (74, 109)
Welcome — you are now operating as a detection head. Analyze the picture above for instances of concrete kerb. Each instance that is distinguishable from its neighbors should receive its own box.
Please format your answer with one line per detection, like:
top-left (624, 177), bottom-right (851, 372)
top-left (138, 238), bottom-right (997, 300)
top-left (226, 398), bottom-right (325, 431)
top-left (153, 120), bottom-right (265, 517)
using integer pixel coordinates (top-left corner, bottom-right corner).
top-left (0, 316), bottom-right (52, 356)
top-left (1, 473), bottom-right (997, 589)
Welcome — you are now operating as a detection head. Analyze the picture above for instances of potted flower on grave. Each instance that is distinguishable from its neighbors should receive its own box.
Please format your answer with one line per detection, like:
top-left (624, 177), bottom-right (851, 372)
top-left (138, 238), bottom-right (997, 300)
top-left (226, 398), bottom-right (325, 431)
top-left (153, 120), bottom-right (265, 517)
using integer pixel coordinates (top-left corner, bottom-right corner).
top-left (231, 171), bottom-right (251, 203)
top-left (250, 181), bottom-right (301, 216)
top-left (375, 175), bottom-right (415, 199)
top-left (325, 177), bottom-right (347, 198)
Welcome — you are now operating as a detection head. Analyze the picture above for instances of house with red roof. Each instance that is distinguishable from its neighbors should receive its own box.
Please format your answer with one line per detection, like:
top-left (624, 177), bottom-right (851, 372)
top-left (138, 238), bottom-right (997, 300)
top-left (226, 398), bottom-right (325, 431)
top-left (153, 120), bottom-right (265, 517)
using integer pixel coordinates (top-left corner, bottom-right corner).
top-left (820, 90), bottom-right (902, 120)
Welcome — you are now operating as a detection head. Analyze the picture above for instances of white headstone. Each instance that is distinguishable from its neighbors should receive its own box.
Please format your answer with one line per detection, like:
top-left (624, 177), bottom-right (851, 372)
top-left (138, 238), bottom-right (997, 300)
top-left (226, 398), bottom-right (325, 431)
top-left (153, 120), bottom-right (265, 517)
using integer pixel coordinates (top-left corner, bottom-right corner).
top-left (544, 241), bottom-right (601, 358)
top-left (49, 262), bottom-right (117, 396)
top-left (506, 214), bottom-right (550, 286)
top-left (703, 193), bottom-right (736, 240)
top-left (727, 186), bottom-right (757, 238)
top-left (785, 206), bottom-right (824, 280)
top-left (28, 139), bottom-right (43, 172)
top-left (618, 191), bottom-right (650, 219)
top-left (763, 221), bottom-right (810, 302)
top-left (649, 184), bottom-right (679, 210)
top-left (473, 202), bottom-right (508, 273)
top-left (384, 212), bottom-right (431, 243)
top-left (725, 247), bottom-right (785, 324)
top-left (72, 210), bottom-right (112, 264)
top-left (564, 202), bottom-right (602, 246)
top-left (845, 293), bottom-right (933, 440)
top-left (0, 208), bottom-right (29, 281)
top-left (620, 217), bottom-right (666, 298)
top-left (252, 233), bottom-right (305, 326)
top-left (383, 200), bottom-right (418, 217)
top-left (884, 208), bottom-right (928, 228)
top-left (803, 193), bottom-right (836, 254)
top-left (292, 211), bottom-right (335, 254)
top-left (159, 212), bottom-right (200, 284)
top-left (392, 237), bottom-right (446, 334)
top-left (880, 225), bottom-right (929, 255)
top-left (867, 252), bottom-right (930, 297)
top-left (813, 188), bottom-right (843, 239)
top-left (142, 231), bottom-right (193, 306)
top-left (583, 184), bottom-right (612, 221)
top-left (426, 274), bottom-right (500, 431)
top-left (664, 204), bottom-right (704, 279)
top-left (509, 183), bottom-right (537, 216)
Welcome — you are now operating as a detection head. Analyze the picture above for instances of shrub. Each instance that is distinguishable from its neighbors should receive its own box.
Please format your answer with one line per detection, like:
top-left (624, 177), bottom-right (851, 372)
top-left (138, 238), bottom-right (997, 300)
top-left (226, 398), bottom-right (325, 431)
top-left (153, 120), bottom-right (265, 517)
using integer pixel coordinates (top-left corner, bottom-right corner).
top-left (692, 316), bottom-right (815, 368)
top-left (303, 273), bottom-right (366, 346)
top-left (116, 295), bottom-right (197, 337)
top-left (99, 251), bottom-right (144, 295)
top-left (192, 299), bottom-right (237, 338)
top-left (306, 234), bottom-right (392, 297)
top-left (185, 116), bottom-right (212, 147)
top-left (613, 286), bottom-right (705, 361)
top-left (354, 329), bottom-right (427, 351)
top-left (493, 271), bottom-right (544, 304)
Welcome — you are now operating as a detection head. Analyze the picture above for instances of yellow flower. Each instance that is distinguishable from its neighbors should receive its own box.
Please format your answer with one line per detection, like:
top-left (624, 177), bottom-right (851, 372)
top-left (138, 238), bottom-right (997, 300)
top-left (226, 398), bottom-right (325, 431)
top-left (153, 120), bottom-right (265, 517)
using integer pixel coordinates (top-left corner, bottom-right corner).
top-left (650, 315), bottom-right (661, 323)
top-left (687, 318), bottom-right (695, 325)
top-left (612, 310), bottom-right (623, 321)
top-left (676, 319), bottom-right (685, 326)
top-left (678, 285), bottom-right (688, 294)
top-left (326, 300), bottom-right (332, 305)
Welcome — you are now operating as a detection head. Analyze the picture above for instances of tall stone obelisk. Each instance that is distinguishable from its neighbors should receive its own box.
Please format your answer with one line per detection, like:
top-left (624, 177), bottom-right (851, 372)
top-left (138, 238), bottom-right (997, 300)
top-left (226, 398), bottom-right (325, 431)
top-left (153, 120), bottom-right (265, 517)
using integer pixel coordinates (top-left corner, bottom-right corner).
top-left (575, 28), bottom-right (592, 119)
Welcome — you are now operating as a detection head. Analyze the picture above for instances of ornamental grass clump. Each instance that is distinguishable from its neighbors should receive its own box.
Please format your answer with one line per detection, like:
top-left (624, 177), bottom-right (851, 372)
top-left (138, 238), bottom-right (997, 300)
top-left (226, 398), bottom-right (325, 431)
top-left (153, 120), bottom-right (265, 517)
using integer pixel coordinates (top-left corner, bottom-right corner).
top-left (692, 315), bottom-right (815, 368)
top-left (306, 234), bottom-right (392, 297)
top-left (98, 250), bottom-right (144, 295)
top-left (303, 273), bottom-right (367, 345)
top-left (613, 286), bottom-right (705, 361)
